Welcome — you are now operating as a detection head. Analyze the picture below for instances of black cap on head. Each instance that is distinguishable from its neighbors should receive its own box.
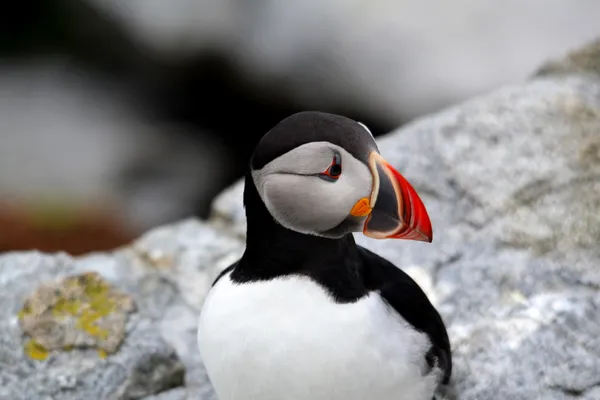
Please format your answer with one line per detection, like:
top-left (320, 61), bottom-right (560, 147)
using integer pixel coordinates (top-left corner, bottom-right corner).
top-left (251, 111), bottom-right (378, 170)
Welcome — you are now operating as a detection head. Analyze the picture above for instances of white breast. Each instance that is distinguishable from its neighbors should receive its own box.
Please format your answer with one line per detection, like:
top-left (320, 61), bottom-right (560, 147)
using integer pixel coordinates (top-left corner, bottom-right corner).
top-left (197, 273), bottom-right (438, 400)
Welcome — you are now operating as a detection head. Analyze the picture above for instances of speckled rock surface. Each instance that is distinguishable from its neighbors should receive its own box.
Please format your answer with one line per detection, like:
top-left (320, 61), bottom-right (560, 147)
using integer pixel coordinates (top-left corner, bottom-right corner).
top-left (0, 220), bottom-right (243, 400)
top-left (19, 271), bottom-right (136, 358)
top-left (209, 178), bottom-right (246, 238)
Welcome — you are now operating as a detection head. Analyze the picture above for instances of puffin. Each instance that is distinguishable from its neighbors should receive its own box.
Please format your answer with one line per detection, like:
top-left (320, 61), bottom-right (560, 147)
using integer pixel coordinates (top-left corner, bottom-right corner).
top-left (197, 111), bottom-right (452, 400)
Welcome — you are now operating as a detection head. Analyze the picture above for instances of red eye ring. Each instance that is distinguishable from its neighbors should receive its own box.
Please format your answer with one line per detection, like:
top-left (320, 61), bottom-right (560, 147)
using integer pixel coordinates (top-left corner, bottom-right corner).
top-left (320, 154), bottom-right (342, 179)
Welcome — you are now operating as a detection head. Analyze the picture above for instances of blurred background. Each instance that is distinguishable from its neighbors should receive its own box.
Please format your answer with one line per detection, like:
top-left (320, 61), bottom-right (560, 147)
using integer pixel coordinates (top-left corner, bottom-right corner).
top-left (1, 0), bottom-right (599, 255)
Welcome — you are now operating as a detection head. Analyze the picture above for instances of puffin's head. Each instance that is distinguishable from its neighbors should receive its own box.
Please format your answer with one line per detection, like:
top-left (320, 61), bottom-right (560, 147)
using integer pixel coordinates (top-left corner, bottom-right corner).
top-left (250, 111), bottom-right (432, 242)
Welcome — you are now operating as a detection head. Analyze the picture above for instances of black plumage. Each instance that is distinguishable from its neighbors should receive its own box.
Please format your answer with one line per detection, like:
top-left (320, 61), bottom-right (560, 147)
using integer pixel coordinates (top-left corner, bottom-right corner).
top-left (214, 169), bottom-right (452, 384)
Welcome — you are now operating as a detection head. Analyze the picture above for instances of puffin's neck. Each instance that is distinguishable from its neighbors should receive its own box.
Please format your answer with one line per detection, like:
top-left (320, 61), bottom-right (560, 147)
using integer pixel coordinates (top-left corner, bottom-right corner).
top-left (232, 173), bottom-right (365, 300)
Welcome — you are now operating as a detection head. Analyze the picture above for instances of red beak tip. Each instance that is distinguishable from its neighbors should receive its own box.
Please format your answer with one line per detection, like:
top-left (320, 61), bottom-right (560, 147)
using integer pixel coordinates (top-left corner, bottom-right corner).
top-left (420, 218), bottom-right (433, 243)
top-left (393, 170), bottom-right (434, 244)
top-left (366, 152), bottom-right (435, 243)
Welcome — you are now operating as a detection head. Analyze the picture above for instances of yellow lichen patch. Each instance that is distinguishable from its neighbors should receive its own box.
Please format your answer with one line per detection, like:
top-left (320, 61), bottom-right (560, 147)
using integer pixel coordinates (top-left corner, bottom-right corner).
top-left (25, 339), bottom-right (49, 361)
top-left (17, 304), bottom-right (31, 320)
top-left (18, 272), bottom-right (136, 361)
top-left (97, 349), bottom-right (108, 359)
top-left (52, 297), bottom-right (82, 317)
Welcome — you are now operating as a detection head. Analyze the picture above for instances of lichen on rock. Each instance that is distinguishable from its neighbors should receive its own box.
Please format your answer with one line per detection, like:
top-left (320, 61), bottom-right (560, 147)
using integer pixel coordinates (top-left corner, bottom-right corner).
top-left (18, 271), bottom-right (136, 360)
top-left (535, 38), bottom-right (600, 79)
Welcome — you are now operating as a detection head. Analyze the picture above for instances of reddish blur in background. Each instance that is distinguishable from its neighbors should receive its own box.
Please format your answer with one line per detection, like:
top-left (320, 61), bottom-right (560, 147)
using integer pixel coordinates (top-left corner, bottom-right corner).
top-left (1, 0), bottom-right (600, 255)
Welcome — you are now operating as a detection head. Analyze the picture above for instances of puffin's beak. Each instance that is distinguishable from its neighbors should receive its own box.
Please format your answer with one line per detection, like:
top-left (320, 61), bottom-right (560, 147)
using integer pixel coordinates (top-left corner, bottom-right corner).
top-left (350, 152), bottom-right (433, 242)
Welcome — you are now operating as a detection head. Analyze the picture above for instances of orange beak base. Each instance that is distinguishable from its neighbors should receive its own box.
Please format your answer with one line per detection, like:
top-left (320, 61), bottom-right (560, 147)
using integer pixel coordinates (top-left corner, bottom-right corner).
top-left (363, 152), bottom-right (433, 242)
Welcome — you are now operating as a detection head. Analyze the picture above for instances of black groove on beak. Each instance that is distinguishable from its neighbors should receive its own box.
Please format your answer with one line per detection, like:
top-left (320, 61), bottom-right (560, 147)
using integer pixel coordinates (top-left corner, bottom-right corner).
top-left (362, 152), bottom-right (433, 242)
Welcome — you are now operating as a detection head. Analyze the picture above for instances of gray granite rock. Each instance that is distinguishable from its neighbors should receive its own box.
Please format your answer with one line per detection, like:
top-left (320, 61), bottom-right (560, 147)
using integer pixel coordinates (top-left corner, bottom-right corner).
top-left (209, 178), bottom-right (246, 238)
top-left (450, 293), bottom-right (600, 400)
top-left (0, 219), bottom-right (244, 400)
top-left (208, 44), bottom-right (600, 399)
top-left (536, 38), bottom-right (600, 80)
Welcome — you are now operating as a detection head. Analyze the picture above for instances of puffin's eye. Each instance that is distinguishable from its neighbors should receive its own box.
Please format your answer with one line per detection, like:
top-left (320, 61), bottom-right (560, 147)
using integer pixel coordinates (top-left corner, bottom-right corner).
top-left (319, 153), bottom-right (342, 182)
top-left (328, 164), bottom-right (342, 177)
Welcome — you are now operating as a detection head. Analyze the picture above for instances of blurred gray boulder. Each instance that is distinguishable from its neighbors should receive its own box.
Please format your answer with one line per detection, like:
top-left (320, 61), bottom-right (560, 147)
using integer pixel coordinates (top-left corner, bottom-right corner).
top-left (0, 220), bottom-right (242, 399)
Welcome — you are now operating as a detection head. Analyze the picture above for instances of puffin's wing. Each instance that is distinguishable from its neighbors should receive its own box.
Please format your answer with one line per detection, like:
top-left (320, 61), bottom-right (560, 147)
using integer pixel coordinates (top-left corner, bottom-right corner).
top-left (357, 246), bottom-right (452, 384)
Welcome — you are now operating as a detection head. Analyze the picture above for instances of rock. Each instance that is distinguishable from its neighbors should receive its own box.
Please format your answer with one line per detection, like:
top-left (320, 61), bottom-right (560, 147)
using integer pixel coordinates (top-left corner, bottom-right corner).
top-left (209, 179), bottom-right (246, 238)
top-left (0, 219), bottom-right (244, 399)
top-left (209, 41), bottom-right (600, 399)
top-left (450, 293), bottom-right (600, 399)
top-left (18, 271), bottom-right (136, 358)
top-left (536, 38), bottom-right (600, 80)
top-left (144, 388), bottom-right (188, 400)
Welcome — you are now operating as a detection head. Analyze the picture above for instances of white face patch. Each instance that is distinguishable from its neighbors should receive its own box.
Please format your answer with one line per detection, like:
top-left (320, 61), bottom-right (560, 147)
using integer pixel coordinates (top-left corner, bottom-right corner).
top-left (251, 142), bottom-right (373, 237)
